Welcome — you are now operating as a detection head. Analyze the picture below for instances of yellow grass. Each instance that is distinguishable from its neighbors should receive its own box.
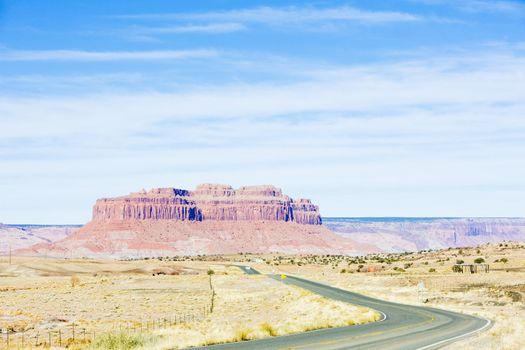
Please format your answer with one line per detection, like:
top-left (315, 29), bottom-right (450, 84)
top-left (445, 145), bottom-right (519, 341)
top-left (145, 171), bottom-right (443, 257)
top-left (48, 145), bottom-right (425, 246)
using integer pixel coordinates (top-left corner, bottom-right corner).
top-left (248, 242), bottom-right (525, 350)
top-left (0, 256), bottom-right (379, 349)
top-left (147, 274), bottom-right (379, 349)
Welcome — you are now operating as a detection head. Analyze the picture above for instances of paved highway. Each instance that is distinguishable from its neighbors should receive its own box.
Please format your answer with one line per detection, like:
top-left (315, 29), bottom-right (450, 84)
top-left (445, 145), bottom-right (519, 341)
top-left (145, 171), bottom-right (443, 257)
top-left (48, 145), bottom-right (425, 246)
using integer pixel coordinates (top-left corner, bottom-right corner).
top-left (191, 266), bottom-right (491, 350)
top-left (237, 265), bottom-right (261, 275)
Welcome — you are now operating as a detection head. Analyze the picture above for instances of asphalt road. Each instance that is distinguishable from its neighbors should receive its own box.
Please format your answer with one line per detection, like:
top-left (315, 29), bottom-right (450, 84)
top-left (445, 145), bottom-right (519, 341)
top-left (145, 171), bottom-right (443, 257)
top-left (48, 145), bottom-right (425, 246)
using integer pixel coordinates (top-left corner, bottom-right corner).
top-left (237, 265), bottom-right (261, 275)
top-left (190, 266), bottom-right (491, 350)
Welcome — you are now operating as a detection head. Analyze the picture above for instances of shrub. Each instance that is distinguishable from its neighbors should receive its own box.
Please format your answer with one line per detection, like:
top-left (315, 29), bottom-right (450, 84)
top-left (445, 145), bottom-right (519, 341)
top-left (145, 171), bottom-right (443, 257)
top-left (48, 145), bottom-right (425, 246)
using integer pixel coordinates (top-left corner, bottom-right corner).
top-left (260, 323), bottom-right (277, 336)
top-left (428, 268), bottom-right (436, 273)
top-left (505, 291), bottom-right (522, 302)
top-left (71, 275), bottom-right (80, 287)
top-left (235, 329), bottom-right (251, 341)
top-left (452, 265), bottom-right (463, 273)
top-left (340, 269), bottom-right (346, 273)
top-left (207, 269), bottom-right (215, 275)
top-left (456, 259), bottom-right (464, 264)
top-left (474, 258), bottom-right (485, 264)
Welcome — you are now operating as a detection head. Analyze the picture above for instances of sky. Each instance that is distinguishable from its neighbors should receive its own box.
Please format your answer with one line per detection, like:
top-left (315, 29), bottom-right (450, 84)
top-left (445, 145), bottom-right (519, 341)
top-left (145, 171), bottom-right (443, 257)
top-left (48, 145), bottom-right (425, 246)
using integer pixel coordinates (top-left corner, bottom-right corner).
top-left (0, 0), bottom-right (524, 224)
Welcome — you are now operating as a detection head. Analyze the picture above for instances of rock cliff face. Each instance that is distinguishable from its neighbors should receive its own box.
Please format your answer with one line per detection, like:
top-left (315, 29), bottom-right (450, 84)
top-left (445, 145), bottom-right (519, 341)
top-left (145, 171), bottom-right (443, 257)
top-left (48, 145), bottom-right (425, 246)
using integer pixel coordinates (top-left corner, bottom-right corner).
top-left (19, 184), bottom-right (379, 258)
top-left (92, 184), bottom-right (322, 225)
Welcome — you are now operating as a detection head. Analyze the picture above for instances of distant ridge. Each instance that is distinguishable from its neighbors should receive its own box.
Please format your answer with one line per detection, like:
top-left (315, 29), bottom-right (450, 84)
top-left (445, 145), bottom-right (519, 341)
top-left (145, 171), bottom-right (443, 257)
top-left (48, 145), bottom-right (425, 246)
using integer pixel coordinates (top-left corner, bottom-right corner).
top-left (324, 217), bottom-right (525, 223)
top-left (326, 217), bottom-right (525, 252)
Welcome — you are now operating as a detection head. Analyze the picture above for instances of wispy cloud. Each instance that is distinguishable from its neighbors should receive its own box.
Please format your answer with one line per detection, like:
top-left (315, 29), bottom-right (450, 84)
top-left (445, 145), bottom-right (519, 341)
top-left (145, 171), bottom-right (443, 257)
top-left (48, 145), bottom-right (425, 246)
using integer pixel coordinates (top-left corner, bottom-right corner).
top-left (461, 0), bottom-right (525, 13)
top-left (416, 0), bottom-right (525, 14)
top-left (112, 22), bottom-right (246, 42)
top-left (139, 22), bottom-right (246, 34)
top-left (119, 6), bottom-right (422, 25)
top-left (2, 47), bottom-right (525, 221)
top-left (0, 49), bottom-right (218, 62)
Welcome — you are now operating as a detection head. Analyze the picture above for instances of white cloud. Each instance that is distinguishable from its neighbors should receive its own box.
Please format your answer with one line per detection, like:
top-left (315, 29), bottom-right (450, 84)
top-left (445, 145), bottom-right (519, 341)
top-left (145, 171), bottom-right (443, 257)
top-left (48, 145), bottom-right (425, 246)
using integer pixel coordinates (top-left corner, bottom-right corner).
top-left (463, 0), bottom-right (525, 13)
top-left (416, 0), bottom-right (525, 14)
top-left (0, 49), bottom-right (218, 61)
top-left (140, 22), bottom-right (246, 34)
top-left (119, 6), bottom-right (422, 24)
top-left (1, 49), bottom-right (524, 222)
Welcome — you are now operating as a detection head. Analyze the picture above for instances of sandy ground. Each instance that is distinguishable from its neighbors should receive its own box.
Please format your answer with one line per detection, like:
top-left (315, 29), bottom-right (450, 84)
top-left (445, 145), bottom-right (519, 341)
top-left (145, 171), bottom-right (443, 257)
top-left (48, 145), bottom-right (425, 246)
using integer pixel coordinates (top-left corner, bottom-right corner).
top-left (0, 256), bottom-right (378, 349)
top-left (249, 242), bottom-right (525, 350)
top-left (2, 241), bottom-right (521, 349)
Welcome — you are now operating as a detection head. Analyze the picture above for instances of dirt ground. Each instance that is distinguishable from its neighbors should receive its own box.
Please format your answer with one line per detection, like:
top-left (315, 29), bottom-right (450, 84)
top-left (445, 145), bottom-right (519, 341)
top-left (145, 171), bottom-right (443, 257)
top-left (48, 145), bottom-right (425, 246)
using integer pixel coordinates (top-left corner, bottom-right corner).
top-left (0, 256), bottom-right (378, 349)
top-left (1, 242), bottom-right (522, 349)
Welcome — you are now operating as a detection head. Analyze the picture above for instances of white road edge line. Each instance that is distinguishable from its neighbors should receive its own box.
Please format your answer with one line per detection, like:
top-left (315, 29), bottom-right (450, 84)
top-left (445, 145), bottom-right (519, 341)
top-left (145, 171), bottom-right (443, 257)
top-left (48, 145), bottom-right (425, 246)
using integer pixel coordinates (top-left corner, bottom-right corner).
top-left (286, 273), bottom-right (492, 350)
top-left (245, 270), bottom-right (491, 350)
top-left (415, 317), bottom-right (492, 350)
top-left (283, 273), bottom-right (388, 324)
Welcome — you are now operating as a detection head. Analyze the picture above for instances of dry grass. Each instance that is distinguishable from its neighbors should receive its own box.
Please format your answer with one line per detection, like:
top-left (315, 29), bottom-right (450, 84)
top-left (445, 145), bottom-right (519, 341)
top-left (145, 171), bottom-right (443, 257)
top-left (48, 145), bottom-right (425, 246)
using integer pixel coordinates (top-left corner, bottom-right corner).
top-left (248, 242), bottom-right (525, 350)
top-left (146, 274), bottom-right (379, 349)
top-left (260, 322), bottom-right (277, 336)
top-left (71, 275), bottom-right (81, 287)
top-left (0, 256), bottom-right (378, 349)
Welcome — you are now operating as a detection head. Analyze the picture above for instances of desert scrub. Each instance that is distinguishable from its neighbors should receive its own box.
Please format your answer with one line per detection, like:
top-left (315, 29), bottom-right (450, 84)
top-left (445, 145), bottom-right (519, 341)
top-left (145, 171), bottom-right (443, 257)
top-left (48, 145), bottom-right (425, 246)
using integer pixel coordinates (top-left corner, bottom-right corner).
top-left (147, 276), bottom-right (380, 349)
top-left (260, 322), bottom-right (277, 336)
top-left (234, 328), bottom-right (253, 341)
top-left (88, 332), bottom-right (160, 350)
top-left (71, 275), bottom-right (81, 287)
top-left (505, 290), bottom-right (522, 303)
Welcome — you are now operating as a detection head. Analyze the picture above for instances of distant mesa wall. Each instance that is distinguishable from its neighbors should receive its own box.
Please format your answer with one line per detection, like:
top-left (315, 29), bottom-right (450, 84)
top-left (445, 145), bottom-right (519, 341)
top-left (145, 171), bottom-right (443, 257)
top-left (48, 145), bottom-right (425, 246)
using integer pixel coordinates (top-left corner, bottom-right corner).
top-left (92, 184), bottom-right (322, 225)
top-left (325, 217), bottom-right (525, 252)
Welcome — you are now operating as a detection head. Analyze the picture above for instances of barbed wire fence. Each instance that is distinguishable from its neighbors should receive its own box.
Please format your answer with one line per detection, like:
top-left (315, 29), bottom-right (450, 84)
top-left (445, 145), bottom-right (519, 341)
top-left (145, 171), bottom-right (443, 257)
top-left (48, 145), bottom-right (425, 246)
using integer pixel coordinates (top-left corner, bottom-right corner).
top-left (0, 305), bottom-right (211, 349)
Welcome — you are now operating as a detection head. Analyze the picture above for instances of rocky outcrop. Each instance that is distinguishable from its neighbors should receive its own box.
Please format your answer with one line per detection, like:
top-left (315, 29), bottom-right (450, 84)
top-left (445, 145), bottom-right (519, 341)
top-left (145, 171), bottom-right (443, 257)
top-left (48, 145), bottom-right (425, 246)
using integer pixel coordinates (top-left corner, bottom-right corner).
top-left (18, 184), bottom-right (380, 258)
top-left (92, 184), bottom-right (322, 225)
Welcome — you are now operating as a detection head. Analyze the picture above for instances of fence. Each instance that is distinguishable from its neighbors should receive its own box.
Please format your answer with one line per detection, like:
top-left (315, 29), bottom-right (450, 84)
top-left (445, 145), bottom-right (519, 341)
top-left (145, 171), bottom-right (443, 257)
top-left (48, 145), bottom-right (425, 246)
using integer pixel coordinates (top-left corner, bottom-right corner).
top-left (0, 307), bottom-right (211, 349)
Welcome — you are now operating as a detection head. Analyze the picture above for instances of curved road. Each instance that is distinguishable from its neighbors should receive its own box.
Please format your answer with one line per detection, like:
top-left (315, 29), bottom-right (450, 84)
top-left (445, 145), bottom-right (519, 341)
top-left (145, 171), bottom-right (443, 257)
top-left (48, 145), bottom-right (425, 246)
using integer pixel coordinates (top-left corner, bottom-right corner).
top-left (191, 266), bottom-right (491, 350)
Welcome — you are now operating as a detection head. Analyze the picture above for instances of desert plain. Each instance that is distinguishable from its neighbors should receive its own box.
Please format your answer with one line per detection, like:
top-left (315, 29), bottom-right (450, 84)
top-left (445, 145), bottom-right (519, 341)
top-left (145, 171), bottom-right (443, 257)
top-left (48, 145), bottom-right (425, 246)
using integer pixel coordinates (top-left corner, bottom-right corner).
top-left (0, 241), bottom-right (523, 349)
top-left (0, 255), bottom-right (378, 349)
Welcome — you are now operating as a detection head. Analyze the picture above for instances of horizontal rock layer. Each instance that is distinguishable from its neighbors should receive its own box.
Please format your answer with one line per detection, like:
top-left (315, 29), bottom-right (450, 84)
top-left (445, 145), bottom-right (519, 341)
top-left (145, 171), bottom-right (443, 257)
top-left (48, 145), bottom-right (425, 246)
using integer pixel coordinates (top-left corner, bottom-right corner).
top-left (92, 184), bottom-right (322, 225)
top-left (325, 217), bottom-right (525, 252)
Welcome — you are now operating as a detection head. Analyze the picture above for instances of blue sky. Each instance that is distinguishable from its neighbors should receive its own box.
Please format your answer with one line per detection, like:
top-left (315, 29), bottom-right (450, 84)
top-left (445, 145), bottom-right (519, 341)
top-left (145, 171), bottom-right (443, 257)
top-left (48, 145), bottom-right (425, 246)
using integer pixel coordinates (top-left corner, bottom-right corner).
top-left (1, 0), bottom-right (524, 223)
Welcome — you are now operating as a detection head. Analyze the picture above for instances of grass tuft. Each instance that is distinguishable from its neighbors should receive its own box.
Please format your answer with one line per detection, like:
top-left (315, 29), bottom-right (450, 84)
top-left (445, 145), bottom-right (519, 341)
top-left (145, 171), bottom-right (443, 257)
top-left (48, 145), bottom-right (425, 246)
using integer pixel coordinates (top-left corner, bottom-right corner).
top-left (88, 332), bottom-right (159, 350)
top-left (234, 328), bottom-right (252, 341)
top-left (260, 322), bottom-right (277, 336)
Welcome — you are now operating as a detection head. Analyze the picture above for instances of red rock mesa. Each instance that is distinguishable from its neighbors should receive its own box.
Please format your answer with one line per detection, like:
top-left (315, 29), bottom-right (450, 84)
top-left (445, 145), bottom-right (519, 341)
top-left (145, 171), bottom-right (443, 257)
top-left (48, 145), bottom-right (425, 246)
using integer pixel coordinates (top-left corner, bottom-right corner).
top-left (92, 184), bottom-right (322, 225)
top-left (21, 184), bottom-right (375, 257)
